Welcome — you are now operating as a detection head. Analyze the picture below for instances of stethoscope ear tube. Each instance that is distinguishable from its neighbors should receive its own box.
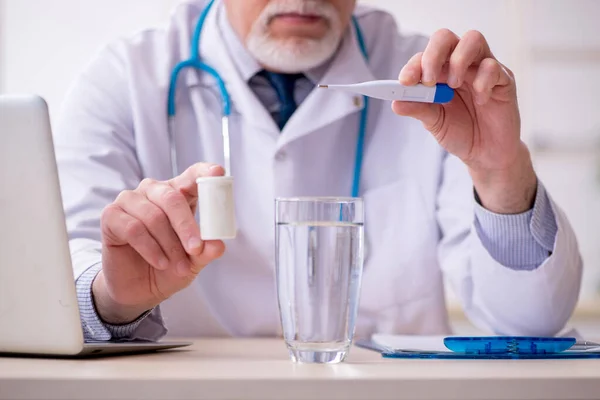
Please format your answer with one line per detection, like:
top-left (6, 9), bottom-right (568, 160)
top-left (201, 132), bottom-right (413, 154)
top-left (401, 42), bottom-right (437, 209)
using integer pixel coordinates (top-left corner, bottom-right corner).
top-left (166, 0), bottom-right (231, 179)
top-left (221, 116), bottom-right (231, 176)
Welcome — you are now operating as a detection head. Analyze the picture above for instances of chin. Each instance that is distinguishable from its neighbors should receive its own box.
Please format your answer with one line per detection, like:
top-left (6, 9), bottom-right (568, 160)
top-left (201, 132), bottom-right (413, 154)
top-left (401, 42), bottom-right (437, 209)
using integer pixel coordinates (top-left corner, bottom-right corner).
top-left (247, 35), bottom-right (341, 73)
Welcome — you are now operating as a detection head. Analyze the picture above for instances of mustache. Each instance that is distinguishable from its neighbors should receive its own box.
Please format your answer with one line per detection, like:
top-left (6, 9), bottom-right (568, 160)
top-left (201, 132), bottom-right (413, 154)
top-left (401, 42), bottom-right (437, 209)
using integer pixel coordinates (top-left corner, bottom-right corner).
top-left (262, 0), bottom-right (339, 23)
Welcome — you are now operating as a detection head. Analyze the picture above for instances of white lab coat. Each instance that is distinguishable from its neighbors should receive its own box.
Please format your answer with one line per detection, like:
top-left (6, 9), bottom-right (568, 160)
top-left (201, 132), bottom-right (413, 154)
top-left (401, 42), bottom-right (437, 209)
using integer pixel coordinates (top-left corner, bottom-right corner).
top-left (55, 0), bottom-right (582, 339)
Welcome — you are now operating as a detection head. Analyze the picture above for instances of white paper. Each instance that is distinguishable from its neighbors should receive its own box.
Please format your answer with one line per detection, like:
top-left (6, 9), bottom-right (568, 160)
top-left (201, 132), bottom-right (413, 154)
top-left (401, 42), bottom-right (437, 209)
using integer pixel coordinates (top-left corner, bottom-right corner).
top-left (371, 334), bottom-right (450, 352)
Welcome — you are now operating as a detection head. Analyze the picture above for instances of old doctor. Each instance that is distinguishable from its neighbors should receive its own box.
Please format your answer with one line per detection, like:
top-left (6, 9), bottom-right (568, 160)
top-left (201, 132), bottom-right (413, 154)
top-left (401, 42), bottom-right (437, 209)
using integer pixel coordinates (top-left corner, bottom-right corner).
top-left (55, 0), bottom-right (582, 341)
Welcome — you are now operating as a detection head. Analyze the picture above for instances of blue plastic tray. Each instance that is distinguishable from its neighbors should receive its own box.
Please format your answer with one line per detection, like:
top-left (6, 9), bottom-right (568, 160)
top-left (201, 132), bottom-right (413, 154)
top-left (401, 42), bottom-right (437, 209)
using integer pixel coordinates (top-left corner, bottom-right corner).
top-left (444, 336), bottom-right (576, 355)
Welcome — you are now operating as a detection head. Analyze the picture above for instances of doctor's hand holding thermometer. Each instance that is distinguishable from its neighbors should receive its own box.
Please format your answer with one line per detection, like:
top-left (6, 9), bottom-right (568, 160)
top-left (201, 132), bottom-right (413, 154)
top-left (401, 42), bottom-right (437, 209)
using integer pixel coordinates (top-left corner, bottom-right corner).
top-left (323, 29), bottom-right (535, 214)
top-left (393, 29), bottom-right (536, 215)
top-left (93, 163), bottom-right (226, 325)
top-left (320, 29), bottom-right (536, 215)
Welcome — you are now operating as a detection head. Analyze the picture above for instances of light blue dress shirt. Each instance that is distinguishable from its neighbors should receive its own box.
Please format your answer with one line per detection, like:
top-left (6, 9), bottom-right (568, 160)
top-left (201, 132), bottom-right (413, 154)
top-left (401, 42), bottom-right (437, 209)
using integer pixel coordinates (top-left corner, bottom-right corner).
top-left (75, 7), bottom-right (558, 341)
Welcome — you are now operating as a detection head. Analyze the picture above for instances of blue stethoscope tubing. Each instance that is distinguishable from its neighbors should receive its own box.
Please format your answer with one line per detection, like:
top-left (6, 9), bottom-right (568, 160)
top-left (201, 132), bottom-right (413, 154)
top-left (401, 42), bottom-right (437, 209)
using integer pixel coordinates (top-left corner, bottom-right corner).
top-left (167, 0), bottom-right (370, 198)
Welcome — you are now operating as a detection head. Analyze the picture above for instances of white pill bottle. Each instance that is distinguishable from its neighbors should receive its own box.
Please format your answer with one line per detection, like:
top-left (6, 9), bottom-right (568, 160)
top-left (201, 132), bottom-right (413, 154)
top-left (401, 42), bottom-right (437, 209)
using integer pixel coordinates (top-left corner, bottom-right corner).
top-left (196, 176), bottom-right (237, 240)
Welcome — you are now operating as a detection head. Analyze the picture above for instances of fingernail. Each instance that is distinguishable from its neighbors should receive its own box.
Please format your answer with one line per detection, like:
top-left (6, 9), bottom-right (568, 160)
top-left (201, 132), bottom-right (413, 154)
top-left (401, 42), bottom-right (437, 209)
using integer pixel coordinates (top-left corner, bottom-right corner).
top-left (177, 260), bottom-right (190, 277)
top-left (448, 75), bottom-right (459, 88)
top-left (159, 257), bottom-right (169, 270)
top-left (422, 72), bottom-right (435, 85)
top-left (398, 69), bottom-right (412, 83)
top-left (188, 237), bottom-right (203, 250)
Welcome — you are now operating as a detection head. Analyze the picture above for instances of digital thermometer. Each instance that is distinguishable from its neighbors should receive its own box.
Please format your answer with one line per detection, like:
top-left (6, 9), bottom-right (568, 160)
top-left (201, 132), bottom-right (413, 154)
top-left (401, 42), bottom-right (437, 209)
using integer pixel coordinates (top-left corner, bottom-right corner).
top-left (319, 80), bottom-right (455, 104)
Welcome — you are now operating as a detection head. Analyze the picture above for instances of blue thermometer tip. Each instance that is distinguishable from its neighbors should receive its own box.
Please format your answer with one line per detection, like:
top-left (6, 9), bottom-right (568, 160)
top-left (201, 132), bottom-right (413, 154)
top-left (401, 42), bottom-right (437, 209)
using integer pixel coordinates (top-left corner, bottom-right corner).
top-left (434, 84), bottom-right (455, 104)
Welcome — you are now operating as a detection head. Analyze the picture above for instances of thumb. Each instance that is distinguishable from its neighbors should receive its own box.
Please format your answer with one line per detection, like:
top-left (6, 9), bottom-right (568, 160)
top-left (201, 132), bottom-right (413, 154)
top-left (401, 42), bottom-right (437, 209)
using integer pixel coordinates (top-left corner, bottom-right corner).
top-left (392, 101), bottom-right (445, 135)
top-left (169, 163), bottom-right (225, 206)
top-left (188, 240), bottom-right (226, 275)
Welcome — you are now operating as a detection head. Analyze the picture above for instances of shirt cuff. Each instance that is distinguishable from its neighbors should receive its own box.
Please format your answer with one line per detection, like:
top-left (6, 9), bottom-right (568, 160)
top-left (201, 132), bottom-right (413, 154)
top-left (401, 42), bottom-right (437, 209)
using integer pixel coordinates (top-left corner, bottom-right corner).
top-left (529, 180), bottom-right (559, 252)
top-left (75, 264), bottom-right (154, 341)
top-left (473, 180), bottom-right (558, 271)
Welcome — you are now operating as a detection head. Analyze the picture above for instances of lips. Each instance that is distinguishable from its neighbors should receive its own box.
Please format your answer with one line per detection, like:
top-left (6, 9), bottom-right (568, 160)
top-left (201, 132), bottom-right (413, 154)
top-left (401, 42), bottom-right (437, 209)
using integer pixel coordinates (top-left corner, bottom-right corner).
top-left (272, 13), bottom-right (324, 24)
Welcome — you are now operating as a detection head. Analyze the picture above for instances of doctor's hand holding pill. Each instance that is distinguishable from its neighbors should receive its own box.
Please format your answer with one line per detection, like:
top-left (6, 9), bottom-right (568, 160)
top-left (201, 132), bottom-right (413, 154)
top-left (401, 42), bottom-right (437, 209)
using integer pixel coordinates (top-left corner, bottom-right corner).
top-left (393, 29), bottom-right (536, 215)
top-left (93, 163), bottom-right (226, 324)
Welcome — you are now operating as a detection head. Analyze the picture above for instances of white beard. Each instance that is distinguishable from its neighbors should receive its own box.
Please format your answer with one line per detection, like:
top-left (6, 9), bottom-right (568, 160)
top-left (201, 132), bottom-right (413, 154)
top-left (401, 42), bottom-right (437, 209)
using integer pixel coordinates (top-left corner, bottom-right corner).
top-left (245, 0), bottom-right (344, 73)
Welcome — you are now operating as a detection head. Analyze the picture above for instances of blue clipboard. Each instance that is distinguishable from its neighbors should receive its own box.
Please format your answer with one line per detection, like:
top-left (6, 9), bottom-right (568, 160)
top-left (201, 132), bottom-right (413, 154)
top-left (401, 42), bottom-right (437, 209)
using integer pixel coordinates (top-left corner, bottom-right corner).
top-left (355, 336), bottom-right (600, 360)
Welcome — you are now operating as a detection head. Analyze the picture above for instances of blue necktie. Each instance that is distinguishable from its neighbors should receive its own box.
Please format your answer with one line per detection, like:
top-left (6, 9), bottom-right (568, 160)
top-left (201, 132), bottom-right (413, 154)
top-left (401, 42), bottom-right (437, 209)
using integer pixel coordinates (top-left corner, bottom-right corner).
top-left (260, 71), bottom-right (304, 130)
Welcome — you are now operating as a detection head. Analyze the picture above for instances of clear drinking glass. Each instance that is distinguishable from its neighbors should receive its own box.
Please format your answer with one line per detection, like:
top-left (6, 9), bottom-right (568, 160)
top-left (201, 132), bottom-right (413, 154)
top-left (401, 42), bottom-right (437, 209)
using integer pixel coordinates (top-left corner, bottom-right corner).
top-left (275, 197), bottom-right (365, 364)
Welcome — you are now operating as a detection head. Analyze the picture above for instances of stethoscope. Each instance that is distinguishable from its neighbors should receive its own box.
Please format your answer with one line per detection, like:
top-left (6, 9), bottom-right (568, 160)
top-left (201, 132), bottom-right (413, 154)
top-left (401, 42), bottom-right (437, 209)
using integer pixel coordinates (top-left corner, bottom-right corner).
top-left (167, 0), bottom-right (370, 198)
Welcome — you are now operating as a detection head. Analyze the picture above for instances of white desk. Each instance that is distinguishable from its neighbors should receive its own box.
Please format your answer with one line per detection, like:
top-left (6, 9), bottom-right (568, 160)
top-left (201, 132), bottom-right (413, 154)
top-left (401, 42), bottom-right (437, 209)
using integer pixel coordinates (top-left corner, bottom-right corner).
top-left (1, 339), bottom-right (600, 400)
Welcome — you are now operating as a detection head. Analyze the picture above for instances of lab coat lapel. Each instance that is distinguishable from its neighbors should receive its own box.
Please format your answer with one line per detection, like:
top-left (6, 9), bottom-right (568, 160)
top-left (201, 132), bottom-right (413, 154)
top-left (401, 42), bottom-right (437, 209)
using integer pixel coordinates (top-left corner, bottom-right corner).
top-left (185, 3), bottom-right (279, 136)
top-left (277, 25), bottom-right (376, 150)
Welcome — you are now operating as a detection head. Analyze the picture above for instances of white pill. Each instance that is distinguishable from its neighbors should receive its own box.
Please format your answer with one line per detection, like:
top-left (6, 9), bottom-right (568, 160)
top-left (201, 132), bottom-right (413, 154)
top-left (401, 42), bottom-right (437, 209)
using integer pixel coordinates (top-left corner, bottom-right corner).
top-left (196, 176), bottom-right (237, 240)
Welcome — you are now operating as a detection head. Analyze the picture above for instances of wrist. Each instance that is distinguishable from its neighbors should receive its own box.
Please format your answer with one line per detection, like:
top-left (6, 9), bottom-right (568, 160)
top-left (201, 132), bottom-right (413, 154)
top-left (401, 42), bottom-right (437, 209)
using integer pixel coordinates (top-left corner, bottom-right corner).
top-left (91, 271), bottom-right (153, 325)
top-left (469, 143), bottom-right (538, 214)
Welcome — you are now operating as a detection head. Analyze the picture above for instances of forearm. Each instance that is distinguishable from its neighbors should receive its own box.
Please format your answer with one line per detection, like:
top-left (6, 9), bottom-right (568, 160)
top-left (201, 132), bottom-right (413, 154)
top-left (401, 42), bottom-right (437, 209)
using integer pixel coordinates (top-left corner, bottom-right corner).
top-left (92, 270), bottom-right (154, 325)
top-left (77, 264), bottom-right (168, 342)
top-left (469, 143), bottom-right (538, 214)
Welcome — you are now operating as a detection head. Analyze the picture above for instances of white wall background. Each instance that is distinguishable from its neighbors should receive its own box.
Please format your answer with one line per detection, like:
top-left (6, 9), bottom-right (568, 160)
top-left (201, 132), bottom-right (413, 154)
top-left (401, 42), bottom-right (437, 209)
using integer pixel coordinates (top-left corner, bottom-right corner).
top-left (0, 0), bottom-right (181, 115)
top-left (2, 1), bottom-right (600, 316)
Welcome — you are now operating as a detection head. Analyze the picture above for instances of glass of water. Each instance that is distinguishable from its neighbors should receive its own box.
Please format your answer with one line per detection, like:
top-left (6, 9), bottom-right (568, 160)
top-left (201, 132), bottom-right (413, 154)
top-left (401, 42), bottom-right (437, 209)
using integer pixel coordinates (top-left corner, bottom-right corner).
top-left (275, 197), bottom-right (365, 364)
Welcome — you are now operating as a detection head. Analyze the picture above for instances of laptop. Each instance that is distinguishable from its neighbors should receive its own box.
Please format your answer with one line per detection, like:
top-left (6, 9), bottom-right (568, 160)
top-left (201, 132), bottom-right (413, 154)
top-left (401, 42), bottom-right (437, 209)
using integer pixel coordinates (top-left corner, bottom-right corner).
top-left (0, 95), bottom-right (190, 357)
